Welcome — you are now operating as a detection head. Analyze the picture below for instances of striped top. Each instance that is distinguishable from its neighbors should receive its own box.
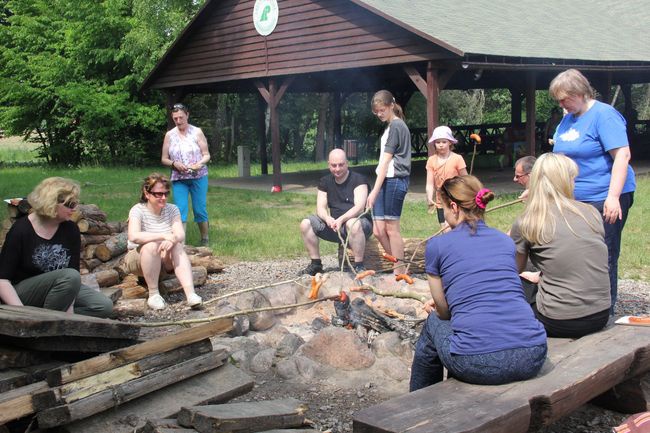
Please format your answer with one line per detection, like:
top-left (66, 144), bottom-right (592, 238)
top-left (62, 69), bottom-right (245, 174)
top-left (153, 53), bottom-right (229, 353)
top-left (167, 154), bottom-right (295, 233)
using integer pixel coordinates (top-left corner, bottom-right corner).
top-left (127, 203), bottom-right (180, 250)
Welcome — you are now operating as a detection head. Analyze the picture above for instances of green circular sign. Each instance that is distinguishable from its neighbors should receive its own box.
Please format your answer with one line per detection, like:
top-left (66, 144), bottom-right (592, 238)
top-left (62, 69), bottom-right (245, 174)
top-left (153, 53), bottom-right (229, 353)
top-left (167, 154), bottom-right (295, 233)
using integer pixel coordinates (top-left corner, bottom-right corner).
top-left (253, 0), bottom-right (279, 36)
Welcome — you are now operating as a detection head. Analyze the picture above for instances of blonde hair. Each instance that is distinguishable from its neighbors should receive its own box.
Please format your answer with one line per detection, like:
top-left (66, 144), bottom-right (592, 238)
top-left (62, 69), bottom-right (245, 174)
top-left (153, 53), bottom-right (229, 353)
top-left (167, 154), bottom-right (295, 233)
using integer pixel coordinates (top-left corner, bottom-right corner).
top-left (28, 177), bottom-right (80, 218)
top-left (439, 175), bottom-right (494, 233)
top-left (549, 69), bottom-right (595, 101)
top-left (140, 173), bottom-right (171, 203)
top-left (371, 90), bottom-right (405, 120)
top-left (518, 153), bottom-right (600, 245)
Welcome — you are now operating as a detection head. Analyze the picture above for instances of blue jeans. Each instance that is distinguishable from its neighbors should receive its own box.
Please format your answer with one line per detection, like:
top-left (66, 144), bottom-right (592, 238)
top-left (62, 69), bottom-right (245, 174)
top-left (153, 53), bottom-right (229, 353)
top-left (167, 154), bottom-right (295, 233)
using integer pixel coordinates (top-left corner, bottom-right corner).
top-left (409, 313), bottom-right (547, 391)
top-left (586, 191), bottom-right (634, 313)
top-left (373, 177), bottom-right (409, 220)
top-left (171, 175), bottom-right (209, 223)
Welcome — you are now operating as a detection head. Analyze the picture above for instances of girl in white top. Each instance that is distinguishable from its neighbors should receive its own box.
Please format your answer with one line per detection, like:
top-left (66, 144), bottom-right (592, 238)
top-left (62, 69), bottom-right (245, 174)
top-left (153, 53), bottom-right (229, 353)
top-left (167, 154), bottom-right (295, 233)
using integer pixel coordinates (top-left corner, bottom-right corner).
top-left (127, 173), bottom-right (202, 310)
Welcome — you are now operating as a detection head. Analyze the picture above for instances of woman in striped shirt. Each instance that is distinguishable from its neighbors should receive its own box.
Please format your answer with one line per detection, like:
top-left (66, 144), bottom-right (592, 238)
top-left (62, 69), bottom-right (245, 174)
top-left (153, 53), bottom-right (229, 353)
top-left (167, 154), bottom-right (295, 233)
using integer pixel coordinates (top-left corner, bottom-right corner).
top-left (125, 173), bottom-right (202, 310)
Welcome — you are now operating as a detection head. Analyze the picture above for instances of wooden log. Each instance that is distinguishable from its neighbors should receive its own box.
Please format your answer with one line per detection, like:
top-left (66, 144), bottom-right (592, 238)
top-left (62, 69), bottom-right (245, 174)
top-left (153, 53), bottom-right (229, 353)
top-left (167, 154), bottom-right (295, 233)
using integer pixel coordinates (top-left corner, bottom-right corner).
top-left (177, 398), bottom-right (308, 433)
top-left (95, 232), bottom-right (128, 262)
top-left (100, 287), bottom-right (122, 303)
top-left (47, 317), bottom-right (233, 386)
top-left (0, 305), bottom-right (140, 340)
top-left (78, 218), bottom-right (112, 235)
top-left (32, 339), bottom-right (213, 410)
top-left (37, 350), bottom-right (229, 428)
top-left (120, 284), bottom-right (148, 299)
top-left (140, 419), bottom-right (199, 433)
top-left (188, 254), bottom-right (225, 274)
top-left (80, 234), bottom-right (111, 248)
top-left (111, 299), bottom-right (147, 317)
top-left (0, 380), bottom-right (49, 424)
top-left (160, 266), bottom-right (207, 294)
top-left (360, 238), bottom-right (425, 274)
top-left (59, 363), bottom-right (253, 433)
top-left (71, 204), bottom-right (107, 223)
top-left (183, 246), bottom-right (213, 257)
top-left (80, 273), bottom-right (100, 291)
top-left (107, 221), bottom-right (127, 233)
top-left (94, 269), bottom-right (120, 287)
top-left (82, 244), bottom-right (99, 261)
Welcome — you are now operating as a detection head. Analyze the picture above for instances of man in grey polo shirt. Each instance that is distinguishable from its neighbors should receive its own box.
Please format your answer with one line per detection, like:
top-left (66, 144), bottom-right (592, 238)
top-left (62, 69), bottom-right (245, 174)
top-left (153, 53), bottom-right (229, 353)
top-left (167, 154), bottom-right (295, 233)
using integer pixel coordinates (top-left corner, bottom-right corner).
top-left (299, 149), bottom-right (372, 275)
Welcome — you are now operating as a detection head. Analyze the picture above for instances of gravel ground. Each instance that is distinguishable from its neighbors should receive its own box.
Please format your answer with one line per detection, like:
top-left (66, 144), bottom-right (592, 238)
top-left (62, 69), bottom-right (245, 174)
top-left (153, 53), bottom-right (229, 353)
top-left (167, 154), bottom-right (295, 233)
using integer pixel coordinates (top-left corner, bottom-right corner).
top-left (138, 256), bottom-right (649, 433)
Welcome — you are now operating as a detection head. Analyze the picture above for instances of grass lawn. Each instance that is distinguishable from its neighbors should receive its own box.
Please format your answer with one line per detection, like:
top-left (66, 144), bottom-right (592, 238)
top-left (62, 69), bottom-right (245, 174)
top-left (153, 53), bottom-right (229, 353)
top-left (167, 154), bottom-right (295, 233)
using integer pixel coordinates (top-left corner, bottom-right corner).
top-left (0, 139), bottom-right (647, 280)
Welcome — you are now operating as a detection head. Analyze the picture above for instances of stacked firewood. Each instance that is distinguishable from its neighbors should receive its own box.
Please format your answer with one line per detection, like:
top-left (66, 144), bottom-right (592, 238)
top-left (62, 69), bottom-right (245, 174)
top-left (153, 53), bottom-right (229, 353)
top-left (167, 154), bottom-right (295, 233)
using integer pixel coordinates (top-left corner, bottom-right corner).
top-left (0, 198), bottom-right (30, 249)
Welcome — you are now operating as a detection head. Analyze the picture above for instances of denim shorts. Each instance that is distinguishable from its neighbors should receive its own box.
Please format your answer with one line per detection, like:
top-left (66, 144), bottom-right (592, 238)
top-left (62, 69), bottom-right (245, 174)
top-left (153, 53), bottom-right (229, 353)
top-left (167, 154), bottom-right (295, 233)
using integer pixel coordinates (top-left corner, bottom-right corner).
top-left (373, 176), bottom-right (409, 221)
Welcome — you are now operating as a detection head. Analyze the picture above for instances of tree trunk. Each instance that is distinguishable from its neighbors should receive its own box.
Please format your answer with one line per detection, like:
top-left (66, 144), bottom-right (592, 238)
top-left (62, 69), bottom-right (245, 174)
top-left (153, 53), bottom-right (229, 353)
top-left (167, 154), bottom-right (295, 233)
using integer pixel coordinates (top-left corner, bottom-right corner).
top-left (94, 233), bottom-right (127, 262)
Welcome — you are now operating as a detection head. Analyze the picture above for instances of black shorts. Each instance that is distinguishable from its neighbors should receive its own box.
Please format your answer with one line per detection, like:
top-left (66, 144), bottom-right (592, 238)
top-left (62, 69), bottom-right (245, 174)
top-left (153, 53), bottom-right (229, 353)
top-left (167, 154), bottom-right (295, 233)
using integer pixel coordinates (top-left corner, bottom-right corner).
top-left (307, 215), bottom-right (373, 243)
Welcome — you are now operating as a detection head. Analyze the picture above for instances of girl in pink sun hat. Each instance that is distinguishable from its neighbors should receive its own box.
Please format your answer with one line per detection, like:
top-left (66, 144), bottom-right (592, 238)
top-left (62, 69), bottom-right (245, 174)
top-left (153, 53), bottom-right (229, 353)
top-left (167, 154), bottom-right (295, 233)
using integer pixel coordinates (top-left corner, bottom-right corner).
top-left (425, 126), bottom-right (468, 229)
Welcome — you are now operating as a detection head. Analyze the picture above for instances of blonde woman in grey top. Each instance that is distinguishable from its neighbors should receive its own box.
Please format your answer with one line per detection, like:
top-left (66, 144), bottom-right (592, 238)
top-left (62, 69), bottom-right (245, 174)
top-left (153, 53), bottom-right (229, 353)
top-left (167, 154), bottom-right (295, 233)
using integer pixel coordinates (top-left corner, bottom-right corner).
top-left (126, 173), bottom-right (202, 310)
top-left (510, 153), bottom-right (610, 338)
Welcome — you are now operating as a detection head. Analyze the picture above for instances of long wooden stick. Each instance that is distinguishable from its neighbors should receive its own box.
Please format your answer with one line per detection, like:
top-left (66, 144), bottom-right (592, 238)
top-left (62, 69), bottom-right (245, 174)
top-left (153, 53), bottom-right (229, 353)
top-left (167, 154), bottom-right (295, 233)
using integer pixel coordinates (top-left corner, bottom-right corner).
top-left (351, 284), bottom-right (428, 304)
top-left (137, 295), bottom-right (341, 327)
top-left (469, 142), bottom-right (478, 175)
top-left (203, 278), bottom-right (301, 306)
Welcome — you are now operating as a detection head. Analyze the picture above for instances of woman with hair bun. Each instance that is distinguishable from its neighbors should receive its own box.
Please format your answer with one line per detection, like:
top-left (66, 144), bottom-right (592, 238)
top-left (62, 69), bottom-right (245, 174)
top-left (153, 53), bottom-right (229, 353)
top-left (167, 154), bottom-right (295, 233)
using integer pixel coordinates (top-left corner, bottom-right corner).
top-left (510, 153), bottom-right (610, 338)
top-left (0, 177), bottom-right (113, 317)
top-left (367, 90), bottom-right (411, 275)
top-left (410, 175), bottom-right (547, 391)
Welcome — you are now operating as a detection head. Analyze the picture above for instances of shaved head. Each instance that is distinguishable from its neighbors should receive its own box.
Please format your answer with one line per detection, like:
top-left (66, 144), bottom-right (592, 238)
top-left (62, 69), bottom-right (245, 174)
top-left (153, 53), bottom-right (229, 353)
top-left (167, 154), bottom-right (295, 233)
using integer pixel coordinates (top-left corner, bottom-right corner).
top-left (328, 148), bottom-right (349, 182)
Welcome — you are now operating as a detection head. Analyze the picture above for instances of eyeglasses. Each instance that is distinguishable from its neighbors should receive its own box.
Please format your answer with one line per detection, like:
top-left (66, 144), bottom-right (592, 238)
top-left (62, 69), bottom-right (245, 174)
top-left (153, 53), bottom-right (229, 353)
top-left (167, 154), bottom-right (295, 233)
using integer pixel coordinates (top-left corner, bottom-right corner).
top-left (149, 191), bottom-right (170, 198)
top-left (60, 200), bottom-right (78, 209)
top-left (514, 173), bottom-right (529, 180)
top-left (171, 103), bottom-right (187, 112)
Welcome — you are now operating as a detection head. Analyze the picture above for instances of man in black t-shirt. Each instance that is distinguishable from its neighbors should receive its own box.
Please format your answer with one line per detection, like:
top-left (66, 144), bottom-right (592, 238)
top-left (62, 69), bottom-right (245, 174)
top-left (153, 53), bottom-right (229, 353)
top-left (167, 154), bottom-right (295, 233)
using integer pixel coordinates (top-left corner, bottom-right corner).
top-left (299, 149), bottom-right (372, 275)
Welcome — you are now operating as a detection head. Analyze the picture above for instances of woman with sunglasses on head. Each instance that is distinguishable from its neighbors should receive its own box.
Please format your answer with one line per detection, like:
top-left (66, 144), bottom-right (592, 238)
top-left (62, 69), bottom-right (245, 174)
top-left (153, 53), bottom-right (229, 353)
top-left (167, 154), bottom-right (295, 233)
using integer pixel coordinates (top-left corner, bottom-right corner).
top-left (125, 173), bottom-right (202, 310)
top-left (0, 177), bottom-right (113, 317)
top-left (410, 175), bottom-right (546, 391)
top-left (161, 103), bottom-right (211, 246)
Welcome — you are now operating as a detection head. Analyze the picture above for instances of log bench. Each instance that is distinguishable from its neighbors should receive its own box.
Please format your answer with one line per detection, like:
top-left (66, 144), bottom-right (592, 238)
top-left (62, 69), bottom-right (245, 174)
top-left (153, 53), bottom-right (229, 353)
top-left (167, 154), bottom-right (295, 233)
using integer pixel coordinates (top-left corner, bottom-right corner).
top-left (353, 324), bottom-right (650, 433)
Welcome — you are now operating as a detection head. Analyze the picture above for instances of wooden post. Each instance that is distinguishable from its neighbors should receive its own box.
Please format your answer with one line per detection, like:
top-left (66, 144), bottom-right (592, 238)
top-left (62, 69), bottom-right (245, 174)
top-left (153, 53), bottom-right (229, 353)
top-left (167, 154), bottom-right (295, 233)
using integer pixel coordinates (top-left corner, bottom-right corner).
top-left (511, 88), bottom-right (522, 124)
top-left (427, 62), bottom-right (439, 156)
top-left (525, 72), bottom-right (537, 157)
top-left (333, 92), bottom-right (342, 149)
top-left (257, 94), bottom-right (268, 175)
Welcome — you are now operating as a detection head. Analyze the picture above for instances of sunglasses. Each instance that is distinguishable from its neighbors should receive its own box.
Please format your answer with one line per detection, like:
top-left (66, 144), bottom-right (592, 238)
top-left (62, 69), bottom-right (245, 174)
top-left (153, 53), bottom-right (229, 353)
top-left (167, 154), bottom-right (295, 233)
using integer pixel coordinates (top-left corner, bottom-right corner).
top-left (149, 190), bottom-right (170, 198)
top-left (60, 200), bottom-right (78, 209)
top-left (171, 103), bottom-right (188, 112)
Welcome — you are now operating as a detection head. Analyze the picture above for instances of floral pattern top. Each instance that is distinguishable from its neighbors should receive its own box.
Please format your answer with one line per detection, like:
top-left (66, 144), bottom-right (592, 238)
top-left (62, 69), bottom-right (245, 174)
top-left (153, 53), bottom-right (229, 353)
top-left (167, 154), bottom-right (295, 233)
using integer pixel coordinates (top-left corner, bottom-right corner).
top-left (167, 124), bottom-right (208, 181)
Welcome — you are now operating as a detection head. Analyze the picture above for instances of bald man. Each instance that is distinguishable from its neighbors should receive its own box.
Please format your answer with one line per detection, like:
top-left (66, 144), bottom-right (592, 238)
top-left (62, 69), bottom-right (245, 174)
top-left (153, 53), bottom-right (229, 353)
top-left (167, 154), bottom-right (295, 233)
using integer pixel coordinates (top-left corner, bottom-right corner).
top-left (299, 149), bottom-right (373, 275)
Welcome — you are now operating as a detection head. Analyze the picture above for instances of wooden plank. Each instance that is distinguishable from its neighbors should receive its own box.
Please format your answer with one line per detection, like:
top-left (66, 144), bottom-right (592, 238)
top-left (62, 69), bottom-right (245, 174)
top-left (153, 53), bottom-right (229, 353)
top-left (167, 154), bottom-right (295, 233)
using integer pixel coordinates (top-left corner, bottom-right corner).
top-left (354, 325), bottom-right (650, 433)
top-left (177, 398), bottom-right (308, 433)
top-left (32, 339), bottom-right (213, 410)
top-left (0, 361), bottom-right (64, 393)
top-left (0, 305), bottom-right (140, 339)
top-left (59, 363), bottom-right (253, 433)
top-left (0, 380), bottom-right (49, 424)
top-left (140, 419), bottom-right (198, 433)
top-left (4, 335), bottom-right (139, 353)
top-left (37, 349), bottom-right (229, 428)
top-left (47, 317), bottom-right (233, 386)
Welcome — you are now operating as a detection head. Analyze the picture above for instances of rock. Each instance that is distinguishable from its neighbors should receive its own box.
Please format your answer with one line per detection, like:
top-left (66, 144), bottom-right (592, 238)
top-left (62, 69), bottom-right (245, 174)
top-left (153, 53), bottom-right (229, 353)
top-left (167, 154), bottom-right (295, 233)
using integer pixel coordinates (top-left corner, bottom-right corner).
top-left (372, 331), bottom-right (413, 363)
top-left (276, 358), bottom-right (299, 379)
top-left (259, 282), bottom-right (298, 312)
top-left (311, 316), bottom-right (329, 331)
top-left (299, 327), bottom-right (375, 370)
top-left (276, 333), bottom-right (305, 358)
top-left (235, 291), bottom-right (276, 331)
top-left (250, 348), bottom-right (276, 373)
top-left (250, 326), bottom-right (290, 348)
top-left (375, 356), bottom-right (410, 381)
top-left (294, 355), bottom-right (320, 379)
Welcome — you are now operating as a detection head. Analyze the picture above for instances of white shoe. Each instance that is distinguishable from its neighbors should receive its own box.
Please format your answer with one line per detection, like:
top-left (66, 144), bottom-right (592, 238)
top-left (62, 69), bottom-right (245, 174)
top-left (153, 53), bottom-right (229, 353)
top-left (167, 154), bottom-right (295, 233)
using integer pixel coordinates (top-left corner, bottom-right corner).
top-left (187, 293), bottom-right (203, 308)
top-left (147, 294), bottom-right (167, 310)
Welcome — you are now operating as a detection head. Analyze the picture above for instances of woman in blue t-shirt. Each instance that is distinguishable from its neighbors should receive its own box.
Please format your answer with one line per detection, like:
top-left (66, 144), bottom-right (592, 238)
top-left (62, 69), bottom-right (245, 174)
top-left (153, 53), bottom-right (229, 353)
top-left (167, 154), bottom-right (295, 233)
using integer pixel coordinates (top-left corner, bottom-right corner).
top-left (549, 69), bottom-right (636, 313)
top-left (410, 175), bottom-right (547, 391)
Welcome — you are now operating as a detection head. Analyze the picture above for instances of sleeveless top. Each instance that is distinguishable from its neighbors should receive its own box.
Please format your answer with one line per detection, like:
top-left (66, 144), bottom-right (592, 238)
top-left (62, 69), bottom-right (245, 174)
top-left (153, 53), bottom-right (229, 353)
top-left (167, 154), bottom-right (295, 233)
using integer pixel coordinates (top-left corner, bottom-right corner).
top-left (167, 125), bottom-right (208, 181)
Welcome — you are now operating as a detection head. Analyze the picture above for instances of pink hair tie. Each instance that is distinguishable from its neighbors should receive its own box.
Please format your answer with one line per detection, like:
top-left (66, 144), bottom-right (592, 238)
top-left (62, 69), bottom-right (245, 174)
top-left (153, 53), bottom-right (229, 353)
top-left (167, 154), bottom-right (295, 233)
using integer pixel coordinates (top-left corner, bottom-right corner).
top-left (475, 188), bottom-right (491, 209)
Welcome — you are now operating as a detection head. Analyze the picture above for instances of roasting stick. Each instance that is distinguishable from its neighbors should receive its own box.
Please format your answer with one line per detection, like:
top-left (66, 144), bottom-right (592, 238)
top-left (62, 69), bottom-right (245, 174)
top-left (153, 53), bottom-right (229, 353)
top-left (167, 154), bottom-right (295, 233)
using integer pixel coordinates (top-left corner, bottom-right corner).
top-left (404, 197), bottom-right (524, 274)
top-left (468, 133), bottom-right (482, 175)
top-left (137, 295), bottom-right (344, 327)
top-left (202, 278), bottom-right (303, 306)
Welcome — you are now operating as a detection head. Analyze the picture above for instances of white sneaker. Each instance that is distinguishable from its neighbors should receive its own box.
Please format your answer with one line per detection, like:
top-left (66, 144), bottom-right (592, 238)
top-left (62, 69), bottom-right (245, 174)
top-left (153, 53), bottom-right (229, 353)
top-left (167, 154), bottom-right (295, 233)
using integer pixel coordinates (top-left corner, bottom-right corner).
top-left (187, 293), bottom-right (203, 308)
top-left (147, 294), bottom-right (167, 310)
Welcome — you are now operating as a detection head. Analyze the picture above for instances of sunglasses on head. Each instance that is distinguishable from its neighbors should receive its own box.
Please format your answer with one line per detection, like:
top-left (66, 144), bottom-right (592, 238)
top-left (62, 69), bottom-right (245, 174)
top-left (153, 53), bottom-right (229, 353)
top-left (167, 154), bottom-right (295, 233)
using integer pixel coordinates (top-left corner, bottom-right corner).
top-left (171, 103), bottom-right (188, 112)
top-left (149, 190), bottom-right (170, 198)
top-left (60, 200), bottom-right (78, 209)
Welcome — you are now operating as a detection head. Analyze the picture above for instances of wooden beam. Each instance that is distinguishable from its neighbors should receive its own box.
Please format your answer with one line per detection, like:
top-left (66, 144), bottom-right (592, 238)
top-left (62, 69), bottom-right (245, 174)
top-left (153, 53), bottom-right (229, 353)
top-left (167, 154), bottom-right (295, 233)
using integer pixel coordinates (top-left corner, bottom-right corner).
top-left (257, 94), bottom-right (268, 175)
top-left (427, 62), bottom-right (439, 156)
top-left (46, 318), bottom-right (232, 386)
top-left (0, 381), bottom-right (49, 424)
top-left (438, 69), bottom-right (456, 91)
top-left (270, 78), bottom-right (282, 190)
top-left (37, 350), bottom-right (228, 428)
top-left (511, 88), bottom-right (522, 124)
top-left (525, 72), bottom-right (537, 157)
top-left (254, 80), bottom-right (271, 105)
top-left (275, 76), bottom-right (296, 107)
top-left (403, 64), bottom-right (427, 96)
